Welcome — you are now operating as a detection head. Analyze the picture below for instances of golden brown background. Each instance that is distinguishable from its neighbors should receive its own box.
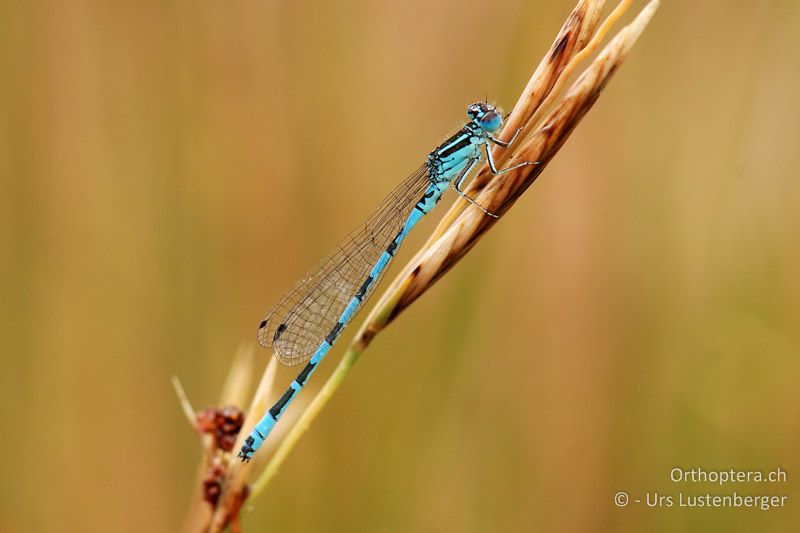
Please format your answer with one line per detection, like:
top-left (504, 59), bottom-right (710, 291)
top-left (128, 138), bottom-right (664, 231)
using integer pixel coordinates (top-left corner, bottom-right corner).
top-left (2, 1), bottom-right (798, 531)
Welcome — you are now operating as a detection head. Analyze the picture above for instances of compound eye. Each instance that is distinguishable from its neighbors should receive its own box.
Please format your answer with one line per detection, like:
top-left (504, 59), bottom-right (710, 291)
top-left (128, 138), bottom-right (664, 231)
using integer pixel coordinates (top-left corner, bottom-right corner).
top-left (479, 111), bottom-right (502, 132)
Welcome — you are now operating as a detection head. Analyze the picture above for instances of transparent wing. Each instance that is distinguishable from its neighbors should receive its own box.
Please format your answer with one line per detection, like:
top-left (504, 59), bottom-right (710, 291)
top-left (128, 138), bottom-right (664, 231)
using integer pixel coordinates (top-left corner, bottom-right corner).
top-left (258, 164), bottom-right (432, 366)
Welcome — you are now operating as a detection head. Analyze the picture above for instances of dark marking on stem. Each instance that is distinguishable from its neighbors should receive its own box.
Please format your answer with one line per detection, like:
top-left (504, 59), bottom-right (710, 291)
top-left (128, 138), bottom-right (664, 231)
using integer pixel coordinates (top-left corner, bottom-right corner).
top-left (358, 323), bottom-right (381, 348)
top-left (550, 33), bottom-right (570, 63)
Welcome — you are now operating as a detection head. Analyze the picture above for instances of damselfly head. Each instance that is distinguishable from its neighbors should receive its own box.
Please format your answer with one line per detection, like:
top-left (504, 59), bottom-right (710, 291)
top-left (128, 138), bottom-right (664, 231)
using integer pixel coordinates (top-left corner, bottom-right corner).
top-left (467, 102), bottom-right (502, 133)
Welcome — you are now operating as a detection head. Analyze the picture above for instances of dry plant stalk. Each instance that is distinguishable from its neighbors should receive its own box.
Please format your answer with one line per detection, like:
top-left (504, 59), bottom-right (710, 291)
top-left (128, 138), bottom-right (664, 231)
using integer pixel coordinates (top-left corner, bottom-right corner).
top-left (180, 1), bottom-right (659, 530)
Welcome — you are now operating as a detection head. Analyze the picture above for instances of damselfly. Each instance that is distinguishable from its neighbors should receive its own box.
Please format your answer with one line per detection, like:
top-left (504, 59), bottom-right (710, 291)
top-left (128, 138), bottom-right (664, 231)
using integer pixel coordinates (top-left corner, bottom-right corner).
top-left (239, 101), bottom-right (536, 461)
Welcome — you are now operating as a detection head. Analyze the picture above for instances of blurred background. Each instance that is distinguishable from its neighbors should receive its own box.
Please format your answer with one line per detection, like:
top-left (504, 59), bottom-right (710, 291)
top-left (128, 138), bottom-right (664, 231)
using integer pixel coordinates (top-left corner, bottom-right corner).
top-left (2, 0), bottom-right (799, 531)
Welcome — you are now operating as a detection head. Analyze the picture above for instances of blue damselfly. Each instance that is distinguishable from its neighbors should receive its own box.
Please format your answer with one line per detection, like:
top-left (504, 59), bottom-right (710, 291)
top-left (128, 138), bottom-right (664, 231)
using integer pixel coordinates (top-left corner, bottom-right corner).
top-left (240, 101), bottom-right (536, 461)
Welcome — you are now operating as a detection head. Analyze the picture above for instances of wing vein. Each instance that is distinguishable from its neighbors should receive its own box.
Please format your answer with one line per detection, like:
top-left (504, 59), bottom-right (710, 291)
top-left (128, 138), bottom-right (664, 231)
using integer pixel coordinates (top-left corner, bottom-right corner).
top-left (257, 165), bottom-right (432, 365)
